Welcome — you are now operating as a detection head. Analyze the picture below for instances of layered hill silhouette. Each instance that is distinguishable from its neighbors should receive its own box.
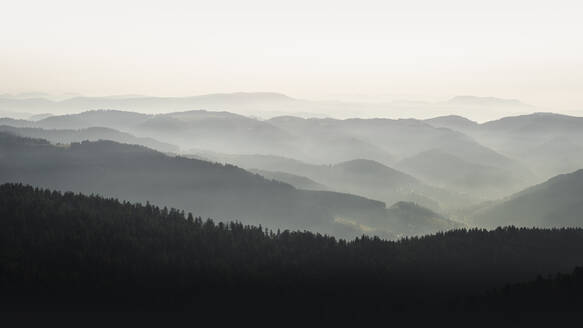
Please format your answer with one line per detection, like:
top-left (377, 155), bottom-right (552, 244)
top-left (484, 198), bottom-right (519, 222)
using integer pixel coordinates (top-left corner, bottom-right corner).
top-left (0, 125), bottom-right (178, 153)
top-left (196, 152), bottom-right (471, 211)
top-left (267, 116), bottom-right (511, 167)
top-left (8, 108), bottom-right (516, 167)
top-left (5, 109), bottom-right (297, 156)
top-left (396, 149), bottom-right (531, 198)
top-left (0, 132), bottom-right (461, 238)
top-left (426, 113), bottom-right (583, 179)
top-left (33, 109), bottom-right (150, 130)
top-left (266, 115), bottom-right (534, 200)
top-left (0, 117), bottom-right (34, 127)
top-left (471, 169), bottom-right (583, 228)
top-left (4, 108), bottom-right (573, 202)
top-left (446, 95), bottom-right (531, 108)
top-left (0, 92), bottom-right (299, 115)
top-left (0, 92), bottom-right (537, 122)
top-left (248, 169), bottom-right (328, 191)
top-left (40, 110), bottom-right (396, 164)
top-left (424, 115), bottom-right (479, 132)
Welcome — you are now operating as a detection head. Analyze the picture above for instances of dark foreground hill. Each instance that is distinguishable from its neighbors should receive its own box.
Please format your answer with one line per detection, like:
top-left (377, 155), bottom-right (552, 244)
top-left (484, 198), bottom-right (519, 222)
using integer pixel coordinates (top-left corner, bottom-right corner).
top-left (472, 266), bottom-right (583, 313)
top-left (2, 183), bottom-right (583, 317)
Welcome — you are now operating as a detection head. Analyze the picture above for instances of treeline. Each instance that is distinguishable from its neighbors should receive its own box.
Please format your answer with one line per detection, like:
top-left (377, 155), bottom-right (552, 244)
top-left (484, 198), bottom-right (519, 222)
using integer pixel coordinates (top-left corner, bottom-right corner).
top-left (472, 267), bottom-right (583, 312)
top-left (1, 183), bottom-right (583, 316)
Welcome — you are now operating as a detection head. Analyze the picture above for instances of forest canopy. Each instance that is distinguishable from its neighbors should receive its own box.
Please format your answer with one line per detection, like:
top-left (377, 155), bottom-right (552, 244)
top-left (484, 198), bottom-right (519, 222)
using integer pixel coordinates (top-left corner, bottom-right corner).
top-left (2, 183), bottom-right (583, 315)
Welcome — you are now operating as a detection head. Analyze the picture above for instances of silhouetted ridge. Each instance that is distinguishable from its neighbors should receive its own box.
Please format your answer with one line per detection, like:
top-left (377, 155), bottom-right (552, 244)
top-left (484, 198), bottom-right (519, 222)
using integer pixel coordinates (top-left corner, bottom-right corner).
top-left (448, 96), bottom-right (529, 107)
top-left (425, 115), bottom-right (479, 130)
top-left (198, 151), bottom-right (470, 211)
top-left (473, 266), bottom-right (583, 312)
top-left (3, 183), bottom-right (583, 316)
top-left (0, 132), bottom-right (51, 146)
top-left (0, 125), bottom-right (179, 153)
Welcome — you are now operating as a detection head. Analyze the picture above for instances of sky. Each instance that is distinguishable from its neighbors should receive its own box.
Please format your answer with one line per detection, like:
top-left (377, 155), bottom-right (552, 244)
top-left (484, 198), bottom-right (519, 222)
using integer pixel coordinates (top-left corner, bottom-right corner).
top-left (1, 0), bottom-right (583, 112)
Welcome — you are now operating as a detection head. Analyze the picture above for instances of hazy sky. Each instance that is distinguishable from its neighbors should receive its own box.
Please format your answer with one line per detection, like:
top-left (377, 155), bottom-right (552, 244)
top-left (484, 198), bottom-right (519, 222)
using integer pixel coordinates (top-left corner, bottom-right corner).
top-left (2, 0), bottom-right (582, 110)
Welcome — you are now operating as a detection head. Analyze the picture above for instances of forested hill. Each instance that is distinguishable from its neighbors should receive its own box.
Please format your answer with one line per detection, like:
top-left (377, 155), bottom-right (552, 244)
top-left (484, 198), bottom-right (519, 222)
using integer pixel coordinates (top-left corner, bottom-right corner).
top-left (2, 183), bottom-right (583, 316)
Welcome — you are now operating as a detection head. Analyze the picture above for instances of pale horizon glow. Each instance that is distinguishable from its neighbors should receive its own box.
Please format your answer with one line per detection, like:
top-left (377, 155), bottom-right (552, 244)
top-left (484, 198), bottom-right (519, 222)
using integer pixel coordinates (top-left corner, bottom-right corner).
top-left (2, 0), bottom-right (583, 114)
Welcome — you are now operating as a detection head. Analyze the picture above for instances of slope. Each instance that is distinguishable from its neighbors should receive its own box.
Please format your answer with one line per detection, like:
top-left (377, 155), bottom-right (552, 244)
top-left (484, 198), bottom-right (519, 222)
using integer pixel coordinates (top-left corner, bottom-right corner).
top-left (471, 169), bottom-right (583, 228)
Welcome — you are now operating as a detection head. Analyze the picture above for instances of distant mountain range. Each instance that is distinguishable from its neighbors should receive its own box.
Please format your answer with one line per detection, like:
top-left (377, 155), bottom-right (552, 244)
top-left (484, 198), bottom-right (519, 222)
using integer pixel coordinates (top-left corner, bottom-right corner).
top-left (0, 125), bottom-right (179, 153)
top-left (265, 115), bottom-right (517, 168)
top-left (0, 92), bottom-right (538, 121)
top-left (424, 115), bottom-right (478, 131)
top-left (5, 107), bottom-right (578, 203)
top-left (425, 112), bottom-right (583, 179)
top-left (446, 96), bottom-right (532, 108)
top-left (0, 92), bottom-right (300, 117)
top-left (395, 149), bottom-right (532, 198)
top-left (1, 95), bottom-right (583, 233)
top-left (4, 108), bottom-right (518, 169)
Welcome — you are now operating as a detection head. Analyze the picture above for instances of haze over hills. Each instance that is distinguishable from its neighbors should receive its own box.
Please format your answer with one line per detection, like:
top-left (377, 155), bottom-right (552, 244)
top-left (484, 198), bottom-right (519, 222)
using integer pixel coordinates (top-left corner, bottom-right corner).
top-left (0, 92), bottom-right (336, 119)
top-left (471, 169), bottom-right (583, 229)
top-left (0, 107), bottom-right (557, 203)
top-left (3, 105), bottom-right (583, 230)
top-left (266, 114), bottom-right (535, 197)
top-left (195, 151), bottom-right (471, 211)
top-left (0, 92), bottom-right (540, 121)
top-left (446, 96), bottom-right (532, 108)
top-left (425, 112), bottom-right (583, 179)
top-left (424, 115), bottom-right (479, 132)
top-left (0, 132), bottom-right (463, 239)
top-left (0, 125), bottom-right (179, 153)
top-left (133, 110), bottom-right (297, 156)
top-left (6, 108), bottom-right (504, 167)
top-left (0, 117), bottom-right (33, 128)
top-left (247, 169), bottom-right (328, 191)
top-left (34, 110), bottom-right (152, 130)
top-left (267, 115), bottom-right (516, 166)
top-left (395, 149), bottom-right (532, 198)
top-left (4, 109), bottom-right (297, 156)
top-left (0, 92), bottom-right (297, 114)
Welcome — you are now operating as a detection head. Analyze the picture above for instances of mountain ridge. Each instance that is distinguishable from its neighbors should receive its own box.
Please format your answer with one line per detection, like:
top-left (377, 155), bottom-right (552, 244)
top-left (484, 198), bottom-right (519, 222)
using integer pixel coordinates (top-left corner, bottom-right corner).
top-left (471, 169), bottom-right (583, 228)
